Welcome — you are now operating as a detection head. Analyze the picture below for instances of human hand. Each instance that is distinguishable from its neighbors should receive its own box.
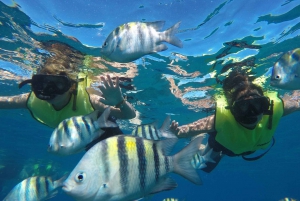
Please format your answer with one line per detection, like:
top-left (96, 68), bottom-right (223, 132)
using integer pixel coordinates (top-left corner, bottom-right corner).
top-left (98, 75), bottom-right (124, 106)
top-left (170, 120), bottom-right (179, 135)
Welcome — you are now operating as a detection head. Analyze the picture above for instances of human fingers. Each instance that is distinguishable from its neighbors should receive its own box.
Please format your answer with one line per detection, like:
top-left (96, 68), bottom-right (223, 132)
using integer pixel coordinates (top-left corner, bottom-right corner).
top-left (106, 74), bottom-right (114, 87)
top-left (115, 76), bottom-right (120, 88)
top-left (100, 76), bottom-right (109, 89)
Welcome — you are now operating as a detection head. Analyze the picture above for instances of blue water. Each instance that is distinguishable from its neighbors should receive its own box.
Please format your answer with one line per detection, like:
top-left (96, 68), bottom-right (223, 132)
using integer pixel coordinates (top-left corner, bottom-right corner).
top-left (0, 0), bottom-right (300, 200)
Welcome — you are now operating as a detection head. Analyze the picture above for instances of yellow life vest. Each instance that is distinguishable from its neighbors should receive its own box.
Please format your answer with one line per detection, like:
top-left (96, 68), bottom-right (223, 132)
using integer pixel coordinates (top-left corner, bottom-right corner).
top-left (214, 91), bottom-right (284, 155)
top-left (27, 73), bottom-right (94, 128)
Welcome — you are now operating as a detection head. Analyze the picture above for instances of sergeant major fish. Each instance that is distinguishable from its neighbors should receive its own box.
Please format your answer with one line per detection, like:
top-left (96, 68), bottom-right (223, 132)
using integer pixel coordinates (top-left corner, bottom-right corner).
top-left (191, 149), bottom-right (215, 169)
top-left (132, 116), bottom-right (177, 140)
top-left (270, 48), bottom-right (300, 90)
top-left (100, 21), bottom-right (183, 63)
top-left (4, 176), bottom-right (65, 201)
top-left (63, 135), bottom-right (203, 201)
top-left (48, 107), bottom-right (117, 156)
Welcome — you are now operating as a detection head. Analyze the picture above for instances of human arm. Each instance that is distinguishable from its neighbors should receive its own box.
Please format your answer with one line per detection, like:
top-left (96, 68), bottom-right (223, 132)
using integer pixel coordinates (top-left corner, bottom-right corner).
top-left (0, 93), bottom-right (29, 109)
top-left (170, 115), bottom-right (216, 138)
top-left (89, 75), bottom-right (136, 119)
top-left (281, 90), bottom-right (300, 116)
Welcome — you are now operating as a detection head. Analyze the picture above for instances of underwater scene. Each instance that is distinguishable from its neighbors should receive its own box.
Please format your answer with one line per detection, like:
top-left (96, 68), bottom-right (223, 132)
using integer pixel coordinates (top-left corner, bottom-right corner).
top-left (0, 0), bottom-right (300, 200)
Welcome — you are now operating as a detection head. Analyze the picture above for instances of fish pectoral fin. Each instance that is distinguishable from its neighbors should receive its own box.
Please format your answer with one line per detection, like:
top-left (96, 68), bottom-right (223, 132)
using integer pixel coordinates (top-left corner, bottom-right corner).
top-left (149, 177), bottom-right (177, 195)
top-left (153, 44), bottom-right (168, 52)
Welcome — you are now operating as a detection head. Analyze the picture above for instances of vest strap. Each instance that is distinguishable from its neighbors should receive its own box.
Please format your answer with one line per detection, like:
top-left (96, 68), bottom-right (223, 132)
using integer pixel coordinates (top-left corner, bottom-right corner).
top-left (242, 137), bottom-right (275, 161)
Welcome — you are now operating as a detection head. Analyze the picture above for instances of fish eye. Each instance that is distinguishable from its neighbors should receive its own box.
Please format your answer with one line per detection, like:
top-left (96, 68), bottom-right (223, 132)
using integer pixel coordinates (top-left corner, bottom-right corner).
top-left (102, 42), bottom-right (108, 47)
top-left (275, 75), bottom-right (280, 79)
top-left (75, 172), bottom-right (86, 183)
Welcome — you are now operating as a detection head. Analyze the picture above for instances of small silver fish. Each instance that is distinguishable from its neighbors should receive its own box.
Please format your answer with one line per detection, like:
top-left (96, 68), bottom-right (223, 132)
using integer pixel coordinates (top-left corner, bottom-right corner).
top-left (48, 107), bottom-right (117, 156)
top-left (100, 21), bottom-right (183, 63)
top-left (191, 149), bottom-right (215, 169)
top-left (3, 176), bottom-right (65, 201)
top-left (63, 135), bottom-right (203, 201)
top-left (163, 198), bottom-right (179, 201)
top-left (132, 116), bottom-right (177, 140)
top-left (270, 48), bottom-right (300, 90)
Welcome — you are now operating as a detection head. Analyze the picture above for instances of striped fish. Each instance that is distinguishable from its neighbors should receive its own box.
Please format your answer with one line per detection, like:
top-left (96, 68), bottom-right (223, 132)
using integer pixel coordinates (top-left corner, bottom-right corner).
top-left (48, 107), bottom-right (117, 156)
top-left (63, 135), bottom-right (203, 201)
top-left (163, 198), bottom-right (179, 201)
top-left (3, 176), bottom-right (65, 201)
top-left (132, 116), bottom-right (177, 140)
top-left (100, 21), bottom-right (183, 63)
top-left (191, 149), bottom-right (215, 169)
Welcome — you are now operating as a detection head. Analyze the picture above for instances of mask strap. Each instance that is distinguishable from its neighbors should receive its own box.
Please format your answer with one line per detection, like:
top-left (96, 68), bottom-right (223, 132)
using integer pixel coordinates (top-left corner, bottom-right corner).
top-left (19, 79), bottom-right (32, 89)
top-left (267, 100), bottom-right (274, 130)
top-left (71, 77), bottom-right (85, 111)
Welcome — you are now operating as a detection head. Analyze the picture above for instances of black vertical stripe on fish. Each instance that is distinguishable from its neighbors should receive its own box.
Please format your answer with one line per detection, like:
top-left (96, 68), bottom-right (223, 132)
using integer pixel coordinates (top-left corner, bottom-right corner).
top-left (36, 177), bottom-right (43, 200)
top-left (152, 143), bottom-right (160, 182)
top-left (73, 118), bottom-right (84, 141)
top-left (148, 126), bottom-right (154, 140)
top-left (45, 177), bottom-right (51, 195)
top-left (82, 116), bottom-right (92, 137)
top-left (142, 125), bottom-right (146, 138)
top-left (164, 156), bottom-right (170, 172)
top-left (193, 153), bottom-right (200, 167)
top-left (292, 50), bottom-right (300, 61)
top-left (147, 25), bottom-right (154, 47)
top-left (100, 140), bottom-right (110, 181)
top-left (117, 136), bottom-right (128, 193)
top-left (137, 23), bottom-right (144, 46)
top-left (63, 120), bottom-right (71, 140)
top-left (114, 26), bottom-right (120, 36)
top-left (136, 137), bottom-right (146, 190)
top-left (154, 127), bottom-right (160, 140)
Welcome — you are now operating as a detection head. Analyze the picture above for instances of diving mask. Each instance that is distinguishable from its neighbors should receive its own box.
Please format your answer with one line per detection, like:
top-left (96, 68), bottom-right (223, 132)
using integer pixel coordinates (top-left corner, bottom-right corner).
top-left (19, 74), bottom-right (72, 100)
top-left (231, 95), bottom-right (271, 125)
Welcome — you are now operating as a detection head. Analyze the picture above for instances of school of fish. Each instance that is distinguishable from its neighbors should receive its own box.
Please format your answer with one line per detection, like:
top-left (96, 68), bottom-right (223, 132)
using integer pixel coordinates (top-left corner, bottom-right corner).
top-left (4, 20), bottom-right (300, 201)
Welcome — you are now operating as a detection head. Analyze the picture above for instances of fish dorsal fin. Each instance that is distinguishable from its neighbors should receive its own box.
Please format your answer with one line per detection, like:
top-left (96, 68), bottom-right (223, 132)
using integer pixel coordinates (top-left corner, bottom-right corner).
top-left (157, 138), bottom-right (178, 156)
top-left (149, 177), bottom-right (177, 195)
top-left (86, 110), bottom-right (101, 121)
top-left (144, 21), bottom-right (165, 31)
top-left (159, 116), bottom-right (177, 139)
top-left (97, 107), bottom-right (118, 128)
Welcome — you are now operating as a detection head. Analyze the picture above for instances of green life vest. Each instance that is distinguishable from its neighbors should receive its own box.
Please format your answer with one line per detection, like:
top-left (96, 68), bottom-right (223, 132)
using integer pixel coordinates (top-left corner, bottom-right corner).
top-left (215, 91), bottom-right (283, 155)
top-left (27, 73), bottom-right (94, 128)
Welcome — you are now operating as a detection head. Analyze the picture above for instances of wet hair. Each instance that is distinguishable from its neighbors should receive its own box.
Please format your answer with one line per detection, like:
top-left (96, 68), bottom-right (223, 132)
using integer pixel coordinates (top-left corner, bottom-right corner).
top-left (37, 41), bottom-right (85, 81)
top-left (222, 68), bottom-right (264, 106)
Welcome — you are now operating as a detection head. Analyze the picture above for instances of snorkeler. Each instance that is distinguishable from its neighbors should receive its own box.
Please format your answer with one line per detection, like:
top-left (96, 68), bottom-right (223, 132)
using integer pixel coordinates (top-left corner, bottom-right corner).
top-left (171, 67), bottom-right (300, 172)
top-left (0, 42), bottom-right (136, 142)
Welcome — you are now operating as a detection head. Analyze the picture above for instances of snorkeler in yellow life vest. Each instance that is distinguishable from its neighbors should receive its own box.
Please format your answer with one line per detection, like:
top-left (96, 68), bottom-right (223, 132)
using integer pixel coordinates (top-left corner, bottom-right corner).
top-left (214, 91), bottom-right (284, 155)
top-left (22, 73), bottom-right (94, 128)
top-left (170, 67), bottom-right (300, 173)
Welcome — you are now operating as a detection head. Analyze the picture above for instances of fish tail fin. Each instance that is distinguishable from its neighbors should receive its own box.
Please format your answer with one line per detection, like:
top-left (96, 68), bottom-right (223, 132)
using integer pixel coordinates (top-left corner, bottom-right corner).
top-left (159, 116), bottom-right (177, 139)
top-left (163, 21), bottom-right (183, 48)
top-left (173, 136), bottom-right (203, 185)
top-left (203, 148), bottom-right (216, 163)
top-left (53, 175), bottom-right (67, 188)
top-left (97, 107), bottom-right (118, 128)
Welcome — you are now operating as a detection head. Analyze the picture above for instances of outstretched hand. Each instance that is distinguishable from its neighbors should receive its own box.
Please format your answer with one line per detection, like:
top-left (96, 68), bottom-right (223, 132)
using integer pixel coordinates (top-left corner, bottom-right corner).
top-left (170, 120), bottom-right (179, 135)
top-left (98, 75), bottom-right (124, 106)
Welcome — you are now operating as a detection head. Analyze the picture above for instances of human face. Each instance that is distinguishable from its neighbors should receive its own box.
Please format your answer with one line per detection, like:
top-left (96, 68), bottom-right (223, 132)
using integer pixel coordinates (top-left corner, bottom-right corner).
top-left (31, 74), bottom-right (72, 100)
top-left (231, 90), bottom-right (270, 127)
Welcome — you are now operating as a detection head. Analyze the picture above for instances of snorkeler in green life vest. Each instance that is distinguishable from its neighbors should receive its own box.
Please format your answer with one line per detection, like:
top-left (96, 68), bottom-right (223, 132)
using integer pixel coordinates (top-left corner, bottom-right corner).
top-left (0, 42), bottom-right (136, 145)
top-left (170, 67), bottom-right (300, 173)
